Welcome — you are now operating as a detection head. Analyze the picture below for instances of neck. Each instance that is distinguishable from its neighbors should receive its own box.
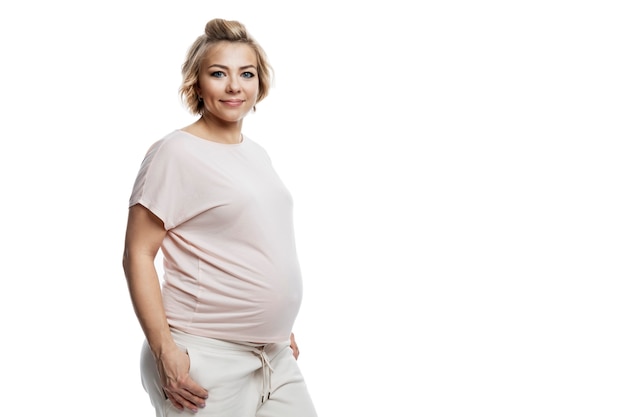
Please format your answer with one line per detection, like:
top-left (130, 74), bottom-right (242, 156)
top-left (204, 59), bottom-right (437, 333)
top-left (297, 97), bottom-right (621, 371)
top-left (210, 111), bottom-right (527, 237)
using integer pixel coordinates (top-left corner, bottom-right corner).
top-left (196, 114), bottom-right (243, 144)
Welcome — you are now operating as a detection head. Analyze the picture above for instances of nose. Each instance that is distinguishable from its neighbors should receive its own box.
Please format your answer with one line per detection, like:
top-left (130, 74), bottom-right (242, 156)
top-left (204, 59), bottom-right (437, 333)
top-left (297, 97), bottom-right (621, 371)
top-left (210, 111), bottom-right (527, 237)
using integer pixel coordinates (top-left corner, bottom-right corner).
top-left (227, 77), bottom-right (241, 93)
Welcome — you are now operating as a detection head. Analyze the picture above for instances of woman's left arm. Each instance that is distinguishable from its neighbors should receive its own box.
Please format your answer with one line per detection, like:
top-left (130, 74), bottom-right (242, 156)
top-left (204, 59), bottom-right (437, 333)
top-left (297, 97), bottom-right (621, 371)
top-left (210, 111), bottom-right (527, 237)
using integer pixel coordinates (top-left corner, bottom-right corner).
top-left (290, 332), bottom-right (300, 359)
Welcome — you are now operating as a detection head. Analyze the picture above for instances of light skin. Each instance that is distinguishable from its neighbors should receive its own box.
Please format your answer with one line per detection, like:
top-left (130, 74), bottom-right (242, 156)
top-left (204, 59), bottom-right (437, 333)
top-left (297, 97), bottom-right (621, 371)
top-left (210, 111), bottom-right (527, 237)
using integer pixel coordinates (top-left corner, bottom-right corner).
top-left (183, 41), bottom-right (259, 143)
top-left (122, 41), bottom-right (300, 413)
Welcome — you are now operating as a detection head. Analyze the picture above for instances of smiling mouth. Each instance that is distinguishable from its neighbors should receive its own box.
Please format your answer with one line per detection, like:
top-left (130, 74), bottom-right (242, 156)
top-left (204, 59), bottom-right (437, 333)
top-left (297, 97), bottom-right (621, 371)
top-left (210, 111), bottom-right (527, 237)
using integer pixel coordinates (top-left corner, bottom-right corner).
top-left (221, 100), bottom-right (244, 105)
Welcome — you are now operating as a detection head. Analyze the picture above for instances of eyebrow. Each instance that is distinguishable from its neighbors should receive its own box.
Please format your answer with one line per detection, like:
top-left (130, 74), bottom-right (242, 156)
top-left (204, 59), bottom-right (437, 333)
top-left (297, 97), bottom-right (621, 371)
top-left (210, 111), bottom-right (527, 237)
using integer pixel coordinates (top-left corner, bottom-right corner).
top-left (207, 64), bottom-right (257, 71)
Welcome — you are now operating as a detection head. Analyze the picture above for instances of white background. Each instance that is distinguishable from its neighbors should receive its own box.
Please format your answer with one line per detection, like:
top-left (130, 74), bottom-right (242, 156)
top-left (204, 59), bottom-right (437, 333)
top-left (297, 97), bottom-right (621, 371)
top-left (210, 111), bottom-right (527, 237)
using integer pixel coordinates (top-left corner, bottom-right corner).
top-left (1, 1), bottom-right (625, 416)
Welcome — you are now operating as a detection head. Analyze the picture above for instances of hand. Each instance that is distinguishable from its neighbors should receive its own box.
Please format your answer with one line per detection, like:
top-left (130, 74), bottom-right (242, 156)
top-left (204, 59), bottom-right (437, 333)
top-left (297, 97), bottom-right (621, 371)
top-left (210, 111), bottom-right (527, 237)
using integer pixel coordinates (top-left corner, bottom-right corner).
top-left (156, 346), bottom-right (209, 412)
top-left (290, 332), bottom-right (300, 360)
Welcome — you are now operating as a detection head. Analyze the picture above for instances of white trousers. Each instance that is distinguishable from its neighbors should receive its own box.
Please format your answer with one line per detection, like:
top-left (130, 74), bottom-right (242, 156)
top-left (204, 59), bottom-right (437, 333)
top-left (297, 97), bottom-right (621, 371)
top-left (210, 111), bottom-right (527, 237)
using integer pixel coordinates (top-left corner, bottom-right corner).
top-left (140, 329), bottom-right (317, 417)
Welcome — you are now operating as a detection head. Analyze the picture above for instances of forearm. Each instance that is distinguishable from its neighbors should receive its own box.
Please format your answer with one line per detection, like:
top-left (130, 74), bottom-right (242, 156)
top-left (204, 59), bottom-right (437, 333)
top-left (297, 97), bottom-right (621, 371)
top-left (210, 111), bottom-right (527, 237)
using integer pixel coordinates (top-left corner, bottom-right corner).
top-left (123, 254), bottom-right (177, 358)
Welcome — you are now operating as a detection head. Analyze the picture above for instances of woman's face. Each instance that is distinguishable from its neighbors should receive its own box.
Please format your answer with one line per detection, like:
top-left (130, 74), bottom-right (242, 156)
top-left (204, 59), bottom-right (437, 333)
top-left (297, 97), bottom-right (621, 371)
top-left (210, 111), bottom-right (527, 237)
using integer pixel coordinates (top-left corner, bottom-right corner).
top-left (196, 41), bottom-right (259, 123)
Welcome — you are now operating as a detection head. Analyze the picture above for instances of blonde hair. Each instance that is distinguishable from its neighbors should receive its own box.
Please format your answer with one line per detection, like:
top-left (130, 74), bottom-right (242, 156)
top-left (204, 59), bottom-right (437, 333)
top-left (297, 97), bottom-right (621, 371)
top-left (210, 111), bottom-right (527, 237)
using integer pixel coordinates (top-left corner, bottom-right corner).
top-left (179, 18), bottom-right (273, 115)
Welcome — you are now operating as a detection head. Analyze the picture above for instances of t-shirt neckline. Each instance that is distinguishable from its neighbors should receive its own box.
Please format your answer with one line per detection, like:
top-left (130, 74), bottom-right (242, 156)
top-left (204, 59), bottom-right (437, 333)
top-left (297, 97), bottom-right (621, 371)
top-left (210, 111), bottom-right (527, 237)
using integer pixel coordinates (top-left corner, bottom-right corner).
top-left (176, 129), bottom-right (246, 147)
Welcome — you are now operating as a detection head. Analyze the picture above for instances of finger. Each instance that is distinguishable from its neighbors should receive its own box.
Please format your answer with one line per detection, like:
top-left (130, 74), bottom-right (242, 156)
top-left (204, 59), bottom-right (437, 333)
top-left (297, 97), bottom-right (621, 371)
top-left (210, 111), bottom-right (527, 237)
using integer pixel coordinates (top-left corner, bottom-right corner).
top-left (291, 345), bottom-right (300, 360)
top-left (163, 390), bottom-right (185, 411)
top-left (167, 389), bottom-right (204, 412)
top-left (182, 377), bottom-right (209, 400)
top-left (178, 379), bottom-right (208, 408)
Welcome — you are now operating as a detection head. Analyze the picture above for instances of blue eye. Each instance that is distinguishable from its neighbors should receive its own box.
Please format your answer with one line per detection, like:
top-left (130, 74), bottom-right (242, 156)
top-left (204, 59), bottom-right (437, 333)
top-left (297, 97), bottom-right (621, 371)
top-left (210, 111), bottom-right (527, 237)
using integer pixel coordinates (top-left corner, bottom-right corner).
top-left (242, 72), bottom-right (255, 79)
top-left (211, 71), bottom-right (226, 78)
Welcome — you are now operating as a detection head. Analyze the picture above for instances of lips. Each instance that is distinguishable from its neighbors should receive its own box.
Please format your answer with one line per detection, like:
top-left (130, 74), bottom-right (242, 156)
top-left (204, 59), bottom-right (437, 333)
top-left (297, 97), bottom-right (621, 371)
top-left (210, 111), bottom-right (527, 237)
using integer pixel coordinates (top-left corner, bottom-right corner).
top-left (221, 99), bottom-right (245, 107)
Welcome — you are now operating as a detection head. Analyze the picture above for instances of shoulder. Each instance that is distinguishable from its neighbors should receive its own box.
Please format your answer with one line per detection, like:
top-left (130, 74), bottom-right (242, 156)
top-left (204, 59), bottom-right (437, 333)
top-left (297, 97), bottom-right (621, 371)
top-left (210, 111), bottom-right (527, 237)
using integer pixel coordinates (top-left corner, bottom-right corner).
top-left (144, 130), bottom-right (193, 159)
top-left (243, 136), bottom-right (271, 158)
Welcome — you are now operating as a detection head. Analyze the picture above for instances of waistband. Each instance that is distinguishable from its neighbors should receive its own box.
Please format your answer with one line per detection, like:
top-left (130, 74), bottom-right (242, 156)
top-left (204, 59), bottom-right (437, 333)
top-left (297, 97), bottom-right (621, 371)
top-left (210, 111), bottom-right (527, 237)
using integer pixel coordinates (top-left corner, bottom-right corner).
top-left (170, 328), bottom-right (277, 402)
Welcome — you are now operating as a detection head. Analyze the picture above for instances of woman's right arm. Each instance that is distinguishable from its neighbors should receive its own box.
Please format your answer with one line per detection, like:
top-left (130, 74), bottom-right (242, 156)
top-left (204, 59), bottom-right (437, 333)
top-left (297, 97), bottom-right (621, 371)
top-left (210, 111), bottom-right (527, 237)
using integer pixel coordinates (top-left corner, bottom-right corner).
top-left (122, 204), bottom-right (208, 412)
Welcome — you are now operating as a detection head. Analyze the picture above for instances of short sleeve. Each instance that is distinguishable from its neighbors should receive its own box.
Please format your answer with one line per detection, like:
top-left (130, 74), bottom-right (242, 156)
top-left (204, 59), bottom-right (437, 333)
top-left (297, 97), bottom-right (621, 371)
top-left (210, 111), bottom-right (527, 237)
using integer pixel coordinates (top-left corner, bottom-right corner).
top-left (129, 138), bottom-right (190, 230)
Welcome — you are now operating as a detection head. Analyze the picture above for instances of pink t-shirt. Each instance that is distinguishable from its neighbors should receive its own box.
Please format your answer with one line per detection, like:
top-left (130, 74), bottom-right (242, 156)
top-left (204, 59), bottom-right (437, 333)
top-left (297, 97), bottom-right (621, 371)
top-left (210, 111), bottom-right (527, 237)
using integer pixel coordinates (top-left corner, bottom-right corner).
top-left (129, 130), bottom-right (303, 343)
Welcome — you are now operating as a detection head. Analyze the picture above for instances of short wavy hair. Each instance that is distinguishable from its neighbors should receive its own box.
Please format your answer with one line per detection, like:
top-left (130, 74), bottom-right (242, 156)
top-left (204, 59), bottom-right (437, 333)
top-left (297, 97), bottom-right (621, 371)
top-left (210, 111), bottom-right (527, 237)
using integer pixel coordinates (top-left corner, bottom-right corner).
top-left (179, 18), bottom-right (274, 115)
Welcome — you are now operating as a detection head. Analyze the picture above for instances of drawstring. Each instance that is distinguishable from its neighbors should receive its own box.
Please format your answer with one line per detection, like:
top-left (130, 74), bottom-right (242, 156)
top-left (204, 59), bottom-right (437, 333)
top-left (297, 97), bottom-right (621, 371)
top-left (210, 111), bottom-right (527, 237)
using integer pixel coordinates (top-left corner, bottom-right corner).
top-left (253, 346), bottom-right (274, 403)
